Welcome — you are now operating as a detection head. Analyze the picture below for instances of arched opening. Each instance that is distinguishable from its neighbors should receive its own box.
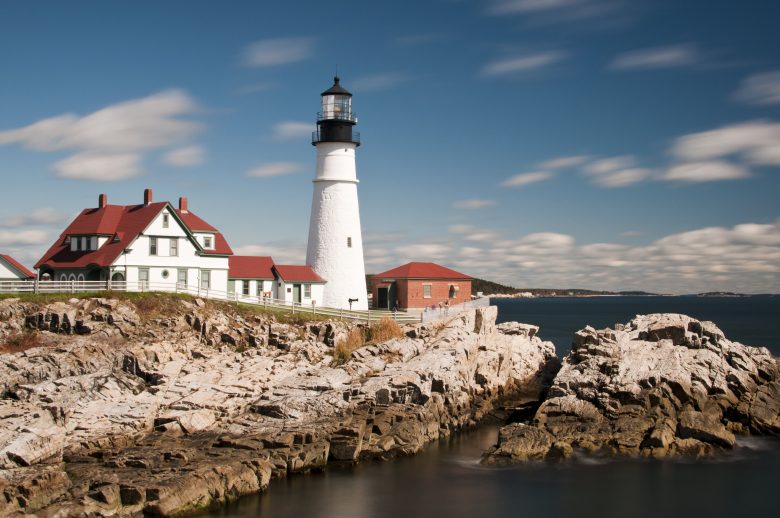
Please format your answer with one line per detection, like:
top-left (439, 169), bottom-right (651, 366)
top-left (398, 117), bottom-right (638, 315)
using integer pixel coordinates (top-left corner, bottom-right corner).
top-left (449, 284), bottom-right (457, 299)
top-left (59, 274), bottom-right (67, 282)
top-left (69, 274), bottom-right (76, 282)
top-left (87, 268), bottom-right (102, 281)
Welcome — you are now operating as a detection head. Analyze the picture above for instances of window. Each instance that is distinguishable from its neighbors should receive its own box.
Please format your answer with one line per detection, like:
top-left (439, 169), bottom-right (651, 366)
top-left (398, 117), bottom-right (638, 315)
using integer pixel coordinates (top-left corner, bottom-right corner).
top-left (304, 284), bottom-right (311, 298)
top-left (200, 270), bottom-right (211, 290)
top-left (228, 280), bottom-right (235, 294)
top-left (162, 213), bottom-right (169, 228)
top-left (347, 237), bottom-right (352, 248)
top-left (177, 269), bottom-right (187, 288)
top-left (149, 237), bottom-right (158, 256)
top-left (257, 281), bottom-right (264, 296)
top-left (91, 236), bottom-right (98, 250)
top-left (203, 236), bottom-right (213, 249)
top-left (72, 237), bottom-right (79, 251)
top-left (170, 238), bottom-right (178, 257)
top-left (161, 269), bottom-right (170, 279)
top-left (242, 281), bottom-right (250, 296)
top-left (81, 237), bottom-right (87, 251)
top-left (423, 284), bottom-right (432, 298)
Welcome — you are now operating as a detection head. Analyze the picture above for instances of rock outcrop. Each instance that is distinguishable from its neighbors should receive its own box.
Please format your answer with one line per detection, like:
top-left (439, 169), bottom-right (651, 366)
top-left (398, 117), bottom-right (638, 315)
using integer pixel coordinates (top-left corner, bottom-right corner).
top-left (484, 313), bottom-right (780, 464)
top-left (0, 296), bottom-right (557, 516)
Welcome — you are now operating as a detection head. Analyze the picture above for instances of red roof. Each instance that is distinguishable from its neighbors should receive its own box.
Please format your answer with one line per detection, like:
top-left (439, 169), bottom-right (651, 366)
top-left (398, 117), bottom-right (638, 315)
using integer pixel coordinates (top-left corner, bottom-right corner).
top-left (0, 254), bottom-right (35, 278)
top-left (229, 256), bottom-right (275, 279)
top-left (373, 262), bottom-right (472, 280)
top-left (175, 210), bottom-right (217, 232)
top-left (273, 265), bottom-right (325, 283)
top-left (36, 202), bottom-right (232, 270)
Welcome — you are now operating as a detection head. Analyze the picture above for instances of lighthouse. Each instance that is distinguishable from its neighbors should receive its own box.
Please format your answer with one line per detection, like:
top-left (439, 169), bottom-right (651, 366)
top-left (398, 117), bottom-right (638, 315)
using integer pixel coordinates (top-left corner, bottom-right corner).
top-left (306, 76), bottom-right (368, 310)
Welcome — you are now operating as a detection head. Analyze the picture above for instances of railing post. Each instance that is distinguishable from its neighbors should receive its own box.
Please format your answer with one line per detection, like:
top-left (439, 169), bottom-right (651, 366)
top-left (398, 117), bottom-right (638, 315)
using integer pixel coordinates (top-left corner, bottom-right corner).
top-left (33, 279), bottom-right (39, 295)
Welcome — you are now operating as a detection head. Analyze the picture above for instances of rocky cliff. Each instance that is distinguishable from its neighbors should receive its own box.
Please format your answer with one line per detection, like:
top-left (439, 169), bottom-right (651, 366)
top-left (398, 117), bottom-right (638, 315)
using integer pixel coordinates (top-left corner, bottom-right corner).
top-left (0, 296), bottom-right (557, 516)
top-left (484, 313), bottom-right (780, 464)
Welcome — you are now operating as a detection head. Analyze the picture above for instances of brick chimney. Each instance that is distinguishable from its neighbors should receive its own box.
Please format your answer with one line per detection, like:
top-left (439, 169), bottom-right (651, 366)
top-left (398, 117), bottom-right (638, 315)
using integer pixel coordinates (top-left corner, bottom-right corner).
top-left (179, 196), bottom-right (189, 213)
top-left (98, 193), bottom-right (107, 209)
top-left (143, 188), bottom-right (153, 206)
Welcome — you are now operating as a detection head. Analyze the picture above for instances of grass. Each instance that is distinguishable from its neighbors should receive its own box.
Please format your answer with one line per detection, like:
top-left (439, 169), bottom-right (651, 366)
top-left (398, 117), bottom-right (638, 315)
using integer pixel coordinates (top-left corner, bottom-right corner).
top-left (332, 317), bottom-right (405, 365)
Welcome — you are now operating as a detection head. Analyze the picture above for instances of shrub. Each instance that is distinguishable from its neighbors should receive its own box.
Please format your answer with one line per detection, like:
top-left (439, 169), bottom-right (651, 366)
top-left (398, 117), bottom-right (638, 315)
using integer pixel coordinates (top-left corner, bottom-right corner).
top-left (367, 317), bottom-right (404, 343)
top-left (333, 328), bottom-right (366, 365)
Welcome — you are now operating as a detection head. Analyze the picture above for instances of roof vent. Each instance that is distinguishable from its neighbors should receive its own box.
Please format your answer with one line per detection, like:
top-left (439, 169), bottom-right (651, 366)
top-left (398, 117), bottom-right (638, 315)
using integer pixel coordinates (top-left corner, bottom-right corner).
top-left (143, 188), bottom-right (153, 206)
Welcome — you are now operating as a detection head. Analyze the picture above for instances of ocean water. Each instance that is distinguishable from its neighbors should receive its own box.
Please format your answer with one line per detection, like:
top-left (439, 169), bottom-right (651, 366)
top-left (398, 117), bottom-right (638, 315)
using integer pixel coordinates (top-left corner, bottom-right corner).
top-left (209, 297), bottom-right (780, 518)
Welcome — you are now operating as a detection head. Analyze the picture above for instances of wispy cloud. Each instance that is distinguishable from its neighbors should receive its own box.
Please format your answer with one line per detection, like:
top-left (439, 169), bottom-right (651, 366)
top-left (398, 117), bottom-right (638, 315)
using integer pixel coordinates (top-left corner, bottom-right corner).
top-left (537, 155), bottom-right (589, 169)
top-left (487, 0), bottom-right (584, 15)
top-left (582, 155), bottom-right (651, 187)
top-left (662, 161), bottom-right (750, 183)
top-left (234, 241), bottom-right (306, 264)
top-left (453, 199), bottom-right (497, 210)
top-left (272, 121), bottom-right (314, 140)
top-left (0, 230), bottom-right (49, 246)
top-left (351, 73), bottom-right (409, 92)
top-left (163, 145), bottom-right (204, 167)
top-left (670, 120), bottom-right (780, 166)
top-left (0, 208), bottom-right (64, 228)
top-left (482, 51), bottom-right (566, 76)
top-left (242, 37), bottom-right (314, 67)
top-left (735, 71), bottom-right (780, 106)
top-left (500, 171), bottom-right (555, 187)
top-left (364, 220), bottom-right (780, 294)
top-left (0, 89), bottom-right (202, 181)
top-left (246, 162), bottom-right (305, 178)
top-left (610, 43), bottom-right (698, 70)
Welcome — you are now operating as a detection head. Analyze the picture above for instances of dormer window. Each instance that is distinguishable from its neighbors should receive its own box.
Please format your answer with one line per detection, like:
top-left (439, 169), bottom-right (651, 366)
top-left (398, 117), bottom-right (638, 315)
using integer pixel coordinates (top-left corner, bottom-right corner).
top-left (162, 213), bottom-right (170, 228)
top-left (203, 236), bottom-right (213, 249)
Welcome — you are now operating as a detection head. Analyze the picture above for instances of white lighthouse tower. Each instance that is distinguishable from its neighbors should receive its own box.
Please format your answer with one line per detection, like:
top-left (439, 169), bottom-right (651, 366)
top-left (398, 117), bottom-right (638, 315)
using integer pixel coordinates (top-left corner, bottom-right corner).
top-left (306, 76), bottom-right (368, 310)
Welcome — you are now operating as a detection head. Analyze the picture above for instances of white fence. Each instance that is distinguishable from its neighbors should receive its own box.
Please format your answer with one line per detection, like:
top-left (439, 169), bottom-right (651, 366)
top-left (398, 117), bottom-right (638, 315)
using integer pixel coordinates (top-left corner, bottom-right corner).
top-left (0, 279), bottom-right (424, 324)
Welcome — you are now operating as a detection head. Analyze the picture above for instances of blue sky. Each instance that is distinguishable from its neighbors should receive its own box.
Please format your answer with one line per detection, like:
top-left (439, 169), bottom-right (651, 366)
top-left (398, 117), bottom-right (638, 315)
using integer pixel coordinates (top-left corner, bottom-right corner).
top-left (1, 0), bottom-right (779, 293)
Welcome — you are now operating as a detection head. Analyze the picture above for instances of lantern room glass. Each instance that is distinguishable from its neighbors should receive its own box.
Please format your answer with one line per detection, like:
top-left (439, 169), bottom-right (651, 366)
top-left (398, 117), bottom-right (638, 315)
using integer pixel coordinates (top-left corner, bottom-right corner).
top-left (322, 94), bottom-right (352, 121)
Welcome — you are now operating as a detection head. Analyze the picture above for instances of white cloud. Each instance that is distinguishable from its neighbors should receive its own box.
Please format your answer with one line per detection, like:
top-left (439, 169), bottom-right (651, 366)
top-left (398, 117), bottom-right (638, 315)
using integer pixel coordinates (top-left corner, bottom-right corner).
top-left (482, 51), bottom-right (566, 76)
top-left (364, 220), bottom-right (780, 294)
top-left (592, 167), bottom-right (652, 187)
top-left (53, 152), bottom-right (142, 181)
top-left (273, 121), bottom-right (314, 140)
top-left (735, 71), bottom-right (780, 106)
top-left (537, 155), bottom-right (589, 169)
top-left (662, 161), bottom-right (750, 183)
top-left (242, 37), bottom-right (314, 67)
top-left (610, 44), bottom-right (697, 70)
top-left (487, 0), bottom-right (584, 15)
top-left (246, 162), bottom-right (305, 178)
top-left (0, 230), bottom-right (49, 246)
top-left (351, 73), bottom-right (409, 92)
top-left (0, 208), bottom-right (64, 228)
top-left (453, 199), bottom-right (497, 210)
top-left (0, 89), bottom-right (202, 181)
top-left (162, 145), bottom-right (204, 167)
top-left (671, 120), bottom-right (780, 166)
top-left (584, 155), bottom-right (635, 174)
top-left (581, 155), bottom-right (650, 187)
top-left (500, 171), bottom-right (554, 187)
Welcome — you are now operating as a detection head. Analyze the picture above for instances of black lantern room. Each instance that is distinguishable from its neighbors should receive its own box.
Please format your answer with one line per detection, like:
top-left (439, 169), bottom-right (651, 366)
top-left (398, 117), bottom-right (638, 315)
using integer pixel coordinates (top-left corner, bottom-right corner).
top-left (312, 76), bottom-right (360, 146)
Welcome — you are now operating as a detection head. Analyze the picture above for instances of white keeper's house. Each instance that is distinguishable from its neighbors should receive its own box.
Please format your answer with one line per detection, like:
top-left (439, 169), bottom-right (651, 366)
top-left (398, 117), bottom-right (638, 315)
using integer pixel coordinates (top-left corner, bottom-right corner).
top-left (0, 254), bottom-right (36, 281)
top-left (34, 189), bottom-right (324, 304)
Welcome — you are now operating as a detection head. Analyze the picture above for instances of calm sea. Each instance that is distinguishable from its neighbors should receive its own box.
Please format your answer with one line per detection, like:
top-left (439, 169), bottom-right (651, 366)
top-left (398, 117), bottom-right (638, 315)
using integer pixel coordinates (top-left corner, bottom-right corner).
top-left (209, 297), bottom-right (780, 518)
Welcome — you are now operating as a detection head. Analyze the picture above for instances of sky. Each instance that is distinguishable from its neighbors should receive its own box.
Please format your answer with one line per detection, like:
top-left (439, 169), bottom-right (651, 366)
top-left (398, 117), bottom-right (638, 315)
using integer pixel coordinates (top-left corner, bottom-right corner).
top-left (1, 0), bottom-right (779, 294)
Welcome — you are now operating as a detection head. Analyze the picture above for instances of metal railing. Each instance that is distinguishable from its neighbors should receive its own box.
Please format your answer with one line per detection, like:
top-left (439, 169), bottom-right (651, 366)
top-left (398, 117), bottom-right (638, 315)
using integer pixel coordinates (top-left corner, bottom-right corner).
top-left (317, 111), bottom-right (357, 122)
top-left (311, 130), bottom-right (360, 145)
top-left (0, 279), bottom-right (422, 324)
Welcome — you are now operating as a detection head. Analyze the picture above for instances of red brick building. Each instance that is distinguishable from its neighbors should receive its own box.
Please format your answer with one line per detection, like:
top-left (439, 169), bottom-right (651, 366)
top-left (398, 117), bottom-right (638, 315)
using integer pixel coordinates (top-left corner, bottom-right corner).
top-left (370, 262), bottom-right (472, 310)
